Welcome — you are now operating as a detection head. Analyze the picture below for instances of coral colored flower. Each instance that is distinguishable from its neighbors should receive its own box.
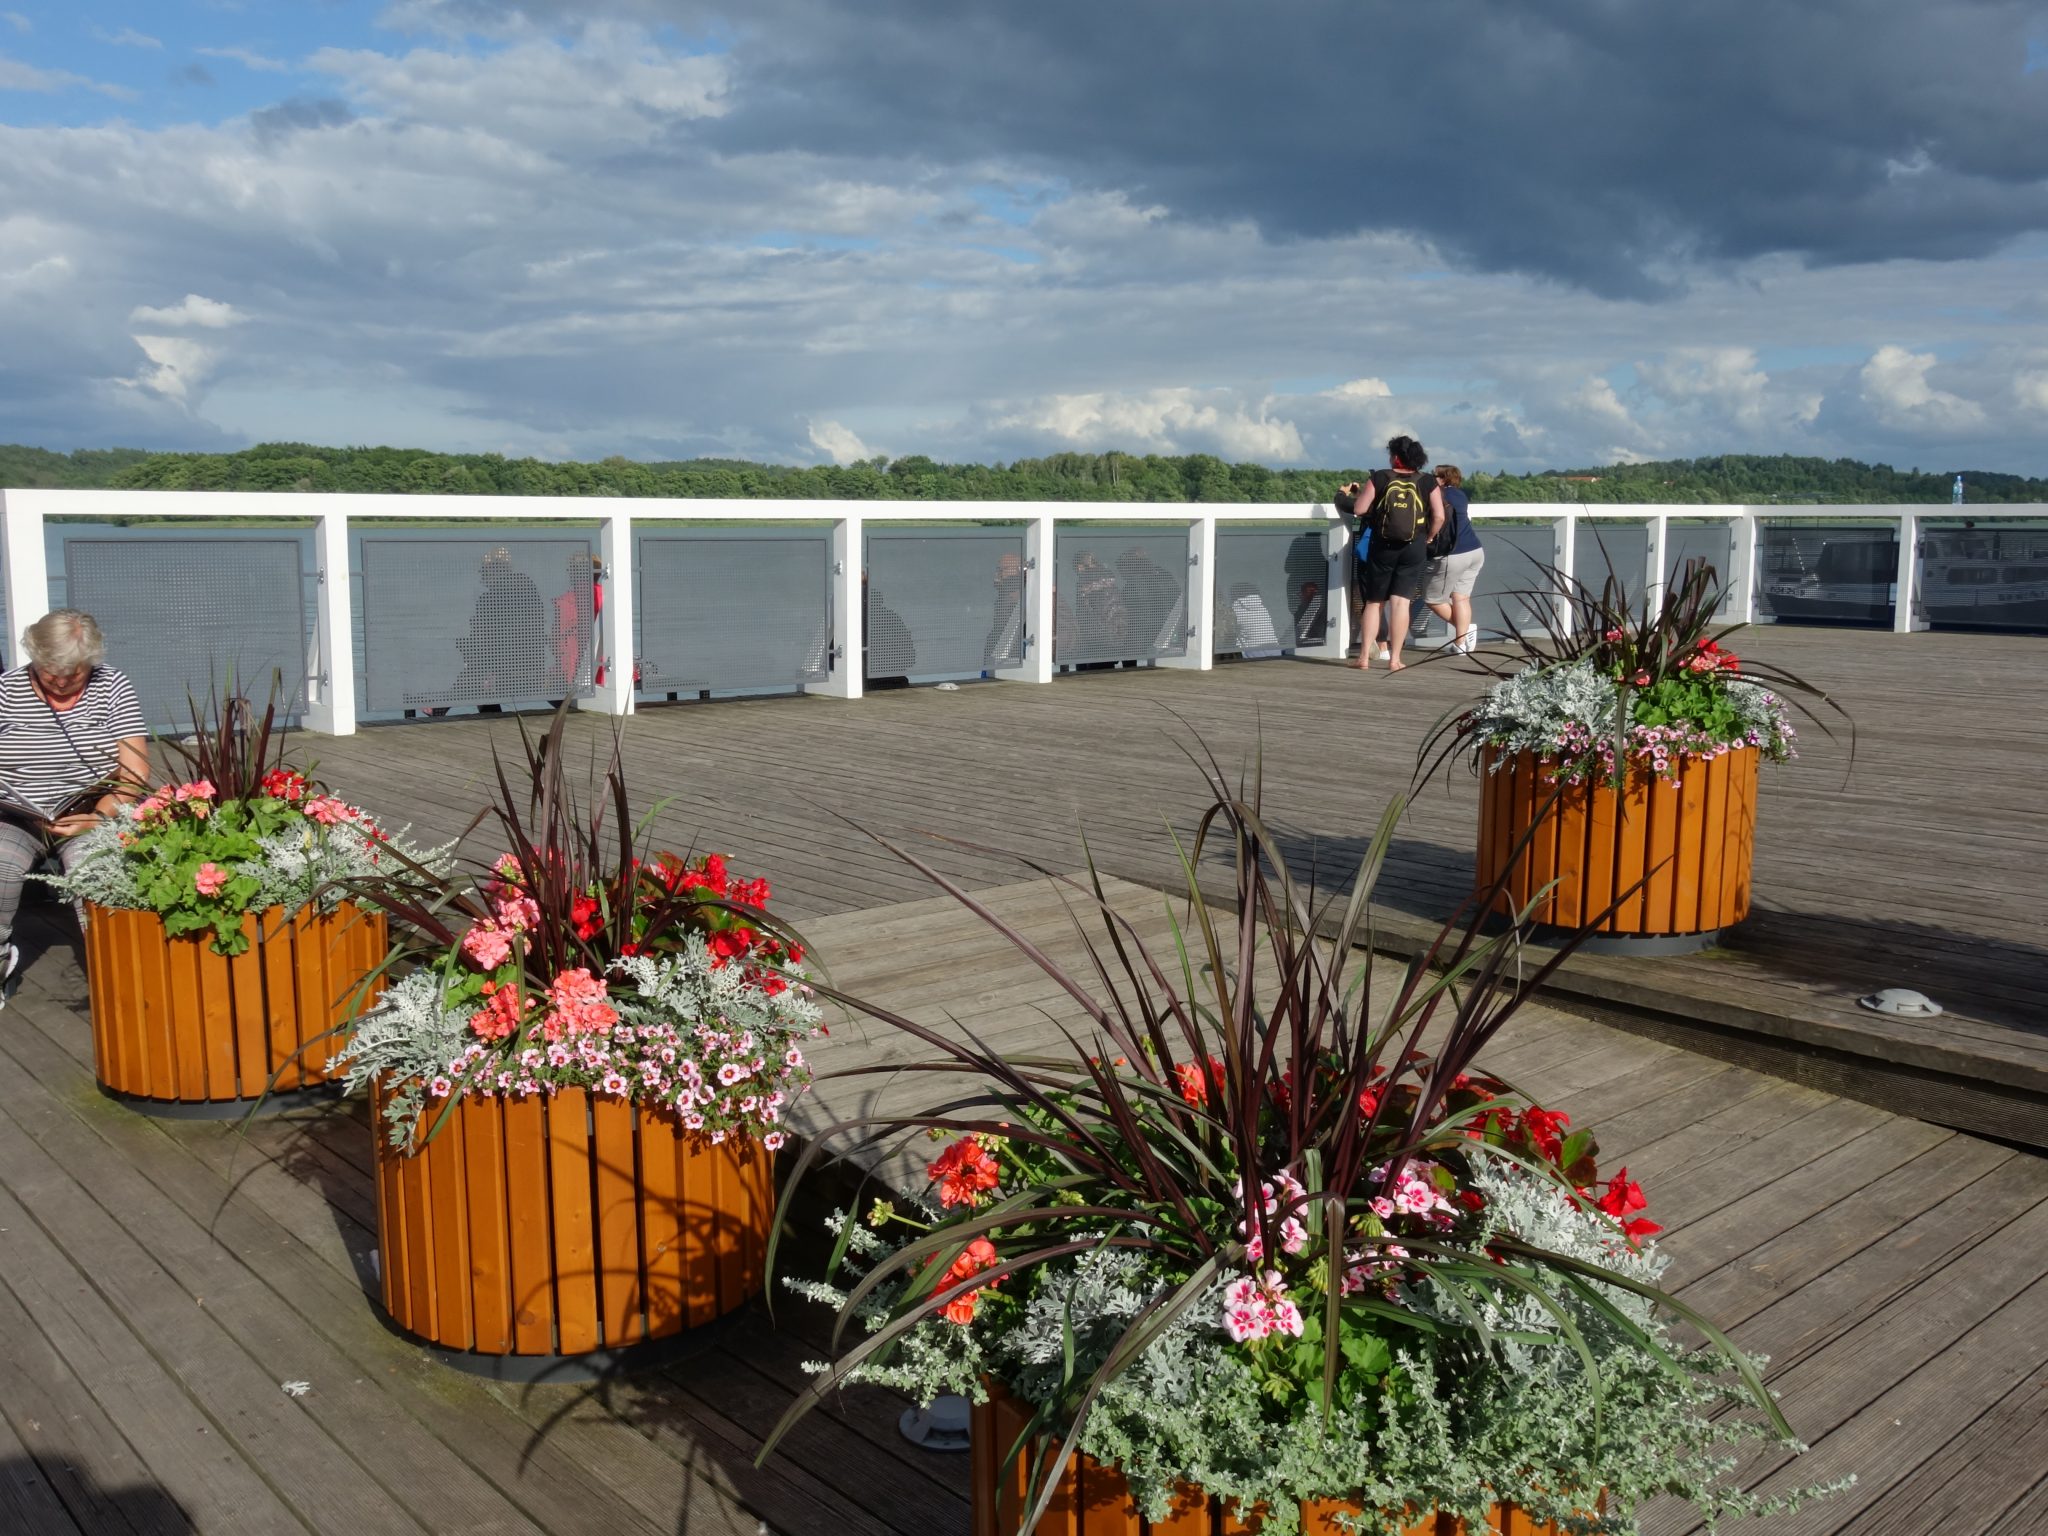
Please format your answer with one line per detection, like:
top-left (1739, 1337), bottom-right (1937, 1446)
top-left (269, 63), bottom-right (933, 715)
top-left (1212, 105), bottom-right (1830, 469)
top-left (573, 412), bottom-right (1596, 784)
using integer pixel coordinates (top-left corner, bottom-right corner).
top-left (193, 862), bottom-right (228, 897)
top-left (928, 1137), bottom-right (1002, 1209)
top-left (546, 968), bottom-right (618, 1037)
top-left (936, 1235), bottom-right (1001, 1324)
top-left (461, 922), bottom-right (514, 970)
top-left (1174, 1060), bottom-right (1209, 1106)
top-left (469, 981), bottom-right (527, 1042)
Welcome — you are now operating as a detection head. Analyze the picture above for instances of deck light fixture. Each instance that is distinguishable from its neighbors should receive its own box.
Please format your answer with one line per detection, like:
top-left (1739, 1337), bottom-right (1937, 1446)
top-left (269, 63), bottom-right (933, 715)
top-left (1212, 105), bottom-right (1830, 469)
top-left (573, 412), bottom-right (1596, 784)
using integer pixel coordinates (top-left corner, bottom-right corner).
top-left (899, 1392), bottom-right (972, 1452)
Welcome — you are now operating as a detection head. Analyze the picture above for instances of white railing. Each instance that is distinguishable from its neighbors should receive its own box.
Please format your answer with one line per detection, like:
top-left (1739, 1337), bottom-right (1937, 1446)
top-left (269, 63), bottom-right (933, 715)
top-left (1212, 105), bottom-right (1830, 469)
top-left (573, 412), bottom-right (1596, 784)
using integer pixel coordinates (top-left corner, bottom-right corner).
top-left (0, 489), bottom-right (2039, 737)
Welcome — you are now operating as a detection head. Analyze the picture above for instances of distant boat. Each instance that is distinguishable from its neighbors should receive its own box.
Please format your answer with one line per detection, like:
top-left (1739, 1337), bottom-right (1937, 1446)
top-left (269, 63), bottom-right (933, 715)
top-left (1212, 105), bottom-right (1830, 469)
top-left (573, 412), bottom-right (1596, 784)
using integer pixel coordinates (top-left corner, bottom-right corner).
top-left (1758, 525), bottom-right (2048, 629)
top-left (1758, 532), bottom-right (1897, 623)
top-left (1918, 526), bottom-right (2048, 629)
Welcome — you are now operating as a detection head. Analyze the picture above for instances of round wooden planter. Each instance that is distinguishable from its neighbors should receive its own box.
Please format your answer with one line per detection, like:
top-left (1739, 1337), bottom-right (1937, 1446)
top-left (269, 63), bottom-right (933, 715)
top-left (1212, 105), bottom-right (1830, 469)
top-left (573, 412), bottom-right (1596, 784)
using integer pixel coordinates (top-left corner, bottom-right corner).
top-left (1474, 745), bottom-right (1758, 942)
top-left (83, 902), bottom-right (386, 1110)
top-left (371, 1085), bottom-right (773, 1370)
top-left (971, 1392), bottom-right (1576, 1535)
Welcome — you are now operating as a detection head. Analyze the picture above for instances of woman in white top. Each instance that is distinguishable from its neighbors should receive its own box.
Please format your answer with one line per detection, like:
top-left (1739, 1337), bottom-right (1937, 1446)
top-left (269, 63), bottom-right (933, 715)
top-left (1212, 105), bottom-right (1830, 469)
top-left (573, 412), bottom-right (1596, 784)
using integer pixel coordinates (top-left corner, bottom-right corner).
top-left (0, 610), bottom-right (149, 997)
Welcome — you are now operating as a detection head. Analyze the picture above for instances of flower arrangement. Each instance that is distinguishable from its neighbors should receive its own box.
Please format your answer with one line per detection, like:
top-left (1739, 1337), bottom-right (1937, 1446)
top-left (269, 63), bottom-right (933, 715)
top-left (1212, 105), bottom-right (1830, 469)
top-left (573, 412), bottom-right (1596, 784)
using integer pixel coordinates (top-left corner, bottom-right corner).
top-left (768, 763), bottom-right (1835, 1535)
top-left (51, 689), bottom-right (429, 955)
top-left (333, 710), bottom-right (821, 1153)
top-left (1421, 556), bottom-right (1845, 788)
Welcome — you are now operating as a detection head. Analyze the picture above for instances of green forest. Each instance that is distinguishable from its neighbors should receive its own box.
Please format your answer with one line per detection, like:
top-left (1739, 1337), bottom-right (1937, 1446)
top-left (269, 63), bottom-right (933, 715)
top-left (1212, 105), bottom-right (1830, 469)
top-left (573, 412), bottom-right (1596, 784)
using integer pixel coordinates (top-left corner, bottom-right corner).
top-left (3, 442), bottom-right (2043, 504)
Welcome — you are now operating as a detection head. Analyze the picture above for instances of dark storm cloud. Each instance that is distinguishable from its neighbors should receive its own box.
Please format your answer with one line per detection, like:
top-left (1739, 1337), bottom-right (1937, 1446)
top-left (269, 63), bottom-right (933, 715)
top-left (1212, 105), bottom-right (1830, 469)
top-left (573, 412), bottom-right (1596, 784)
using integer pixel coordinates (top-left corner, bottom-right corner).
top-left (470, 0), bottom-right (2048, 297)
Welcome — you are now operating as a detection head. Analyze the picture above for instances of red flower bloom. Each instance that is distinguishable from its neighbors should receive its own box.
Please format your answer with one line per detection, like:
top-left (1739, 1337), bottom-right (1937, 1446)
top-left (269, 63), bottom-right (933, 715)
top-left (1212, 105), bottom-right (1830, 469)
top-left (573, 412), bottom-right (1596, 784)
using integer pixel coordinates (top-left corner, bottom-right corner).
top-left (928, 1138), bottom-right (1002, 1209)
top-left (1173, 1055), bottom-right (1225, 1107)
top-left (570, 893), bottom-right (603, 941)
top-left (936, 1236), bottom-right (1001, 1324)
top-left (1596, 1167), bottom-right (1662, 1240)
top-left (1519, 1107), bottom-right (1571, 1163)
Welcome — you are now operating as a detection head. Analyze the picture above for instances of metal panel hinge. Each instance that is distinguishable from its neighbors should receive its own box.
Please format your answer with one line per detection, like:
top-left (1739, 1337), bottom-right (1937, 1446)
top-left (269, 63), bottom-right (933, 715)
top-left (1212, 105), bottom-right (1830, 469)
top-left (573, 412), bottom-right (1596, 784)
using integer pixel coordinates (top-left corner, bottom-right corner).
top-left (1188, 552), bottom-right (1201, 567)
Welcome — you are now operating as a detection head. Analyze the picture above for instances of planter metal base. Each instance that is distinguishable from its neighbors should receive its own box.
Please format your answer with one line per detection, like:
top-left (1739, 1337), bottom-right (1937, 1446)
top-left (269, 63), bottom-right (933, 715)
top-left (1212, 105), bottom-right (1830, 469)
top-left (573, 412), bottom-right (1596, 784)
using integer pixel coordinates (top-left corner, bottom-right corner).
top-left (97, 1082), bottom-right (347, 1121)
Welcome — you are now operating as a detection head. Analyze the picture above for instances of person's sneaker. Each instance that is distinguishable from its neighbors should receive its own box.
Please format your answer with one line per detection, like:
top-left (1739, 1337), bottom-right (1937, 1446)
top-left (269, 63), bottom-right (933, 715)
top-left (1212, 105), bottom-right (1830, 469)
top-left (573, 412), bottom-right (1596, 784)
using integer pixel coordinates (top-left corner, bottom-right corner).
top-left (1376, 646), bottom-right (1391, 661)
top-left (0, 942), bottom-right (19, 1009)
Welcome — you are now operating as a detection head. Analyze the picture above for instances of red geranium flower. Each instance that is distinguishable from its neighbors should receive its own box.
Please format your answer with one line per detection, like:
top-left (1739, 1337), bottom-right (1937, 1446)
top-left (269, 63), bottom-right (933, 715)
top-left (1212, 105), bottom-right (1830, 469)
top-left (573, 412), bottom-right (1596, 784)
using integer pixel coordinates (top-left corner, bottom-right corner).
top-left (928, 1137), bottom-right (1002, 1209)
top-left (936, 1236), bottom-right (1001, 1324)
top-left (570, 893), bottom-right (603, 941)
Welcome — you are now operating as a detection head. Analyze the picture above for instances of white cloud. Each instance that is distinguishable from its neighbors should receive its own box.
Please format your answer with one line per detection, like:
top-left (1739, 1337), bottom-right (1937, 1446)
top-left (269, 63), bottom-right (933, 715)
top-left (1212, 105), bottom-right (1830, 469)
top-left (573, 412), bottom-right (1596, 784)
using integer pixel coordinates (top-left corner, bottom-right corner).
top-left (1, 13), bottom-right (29, 35)
top-left (310, 25), bottom-right (727, 151)
top-left (0, 53), bottom-right (135, 97)
top-left (94, 26), bottom-right (162, 50)
top-left (807, 418), bottom-right (872, 464)
top-left (1002, 387), bottom-right (1305, 461)
top-left (2015, 371), bottom-right (2048, 414)
top-left (129, 294), bottom-right (245, 328)
top-left (1326, 377), bottom-right (1391, 403)
top-left (198, 46), bottom-right (290, 73)
top-left (1858, 344), bottom-right (1984, 430)
top-left (120, 336), bottom-right (219, 402)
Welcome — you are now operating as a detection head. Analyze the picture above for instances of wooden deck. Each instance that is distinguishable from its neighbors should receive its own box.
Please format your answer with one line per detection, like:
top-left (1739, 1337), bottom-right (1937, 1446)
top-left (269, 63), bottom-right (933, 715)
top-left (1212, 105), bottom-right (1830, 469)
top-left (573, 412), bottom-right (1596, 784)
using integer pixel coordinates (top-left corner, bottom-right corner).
top-left (307, 624), bottom-right (2048, 1146)
top-left (1, 624), bottom-right (2043, 1534)
top-left (1, 876), bottom-right (2045, 1534)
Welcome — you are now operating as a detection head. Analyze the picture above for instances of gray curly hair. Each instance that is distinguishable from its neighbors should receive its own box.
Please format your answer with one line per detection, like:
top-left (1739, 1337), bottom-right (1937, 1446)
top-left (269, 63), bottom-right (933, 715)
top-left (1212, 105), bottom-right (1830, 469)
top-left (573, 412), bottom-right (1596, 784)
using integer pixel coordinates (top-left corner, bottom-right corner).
top-left (21, 609), bottom-right (108, 674)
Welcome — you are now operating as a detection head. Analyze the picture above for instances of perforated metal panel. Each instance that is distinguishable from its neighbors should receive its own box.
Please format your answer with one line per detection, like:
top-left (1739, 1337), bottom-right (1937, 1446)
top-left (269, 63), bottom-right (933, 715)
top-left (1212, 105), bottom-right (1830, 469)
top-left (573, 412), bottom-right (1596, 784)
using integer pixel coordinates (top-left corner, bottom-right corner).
top-left (1665, 522), bottom-right (1736, 614)
top-left (635, 530), bottom-right (831, 694)
top-left (1916, 518), bottom-right (2048, 633)
top-left (863, 527), bottom-right (1028, 682)
top-left (1054, 525), bottom-right (1190, 666)
top-left (1213, 528), bottom-right (1328, 657)
top-left (1466, 525), bottom-right (1558, 640)
top-left (1755, 524), bottom-right (1895, 626)
top-left (359, 536), bottom-right (595, 713)
top-left (1574, 521), bottom-right (1650, 613)
top-left (63, 537), bottom-right (307, 730)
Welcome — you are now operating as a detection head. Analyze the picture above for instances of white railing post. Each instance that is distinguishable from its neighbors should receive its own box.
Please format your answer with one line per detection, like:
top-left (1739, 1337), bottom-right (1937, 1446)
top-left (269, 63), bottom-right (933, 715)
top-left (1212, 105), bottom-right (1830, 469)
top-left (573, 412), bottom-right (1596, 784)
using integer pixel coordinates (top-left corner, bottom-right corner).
top-left (1646, 512), bottom-right (1668, 614)
top-left (1730, 511), bottom-right (1759, 623)
top-left (583, 508), bottom-right (634, 715)
top-left (1160, 515), bottom-right (1214, 669)
top-left (1893, 511), bottom-right (1924, 633)
top-left (303, 511), bottom-right (357, 736)
top-left (1552, 508), bottom-right (1578, 629)
top-left (995, 513), bottom-right (1056, 683)
top-left (0, 494), bottom-right (49, 665)
top-left (806, 515), bottom-right (864, 700)
top-left (1293, 509), bottom-right (1349, 661)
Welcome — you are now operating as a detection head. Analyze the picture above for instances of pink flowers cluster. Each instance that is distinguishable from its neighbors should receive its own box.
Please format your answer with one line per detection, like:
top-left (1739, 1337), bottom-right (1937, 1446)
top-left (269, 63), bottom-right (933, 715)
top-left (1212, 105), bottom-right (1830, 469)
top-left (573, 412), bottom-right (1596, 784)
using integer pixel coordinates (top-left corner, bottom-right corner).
top-left (1367, 1160), bottom-right (1459, 1226)
top-left (1543, 719), bottom-right (1779, 787)
top-left (1221, 1272), bottom-right (1305, 1343)
top-left (426, 1004), bottom-right (809, 1152)
top-left (1238, 1169), bottom-right (1310, 1263)
top-left (135, 778), bottom-right (218, 824)
top-left (460, 886), bottom-right (544, 971)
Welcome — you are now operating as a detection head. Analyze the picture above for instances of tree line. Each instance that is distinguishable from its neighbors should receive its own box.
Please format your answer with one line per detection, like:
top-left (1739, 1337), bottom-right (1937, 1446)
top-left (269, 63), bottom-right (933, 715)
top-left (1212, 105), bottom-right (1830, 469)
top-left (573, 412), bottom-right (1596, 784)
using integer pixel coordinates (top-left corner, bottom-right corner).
top-left (5, 442), bottom-right (2045, 504)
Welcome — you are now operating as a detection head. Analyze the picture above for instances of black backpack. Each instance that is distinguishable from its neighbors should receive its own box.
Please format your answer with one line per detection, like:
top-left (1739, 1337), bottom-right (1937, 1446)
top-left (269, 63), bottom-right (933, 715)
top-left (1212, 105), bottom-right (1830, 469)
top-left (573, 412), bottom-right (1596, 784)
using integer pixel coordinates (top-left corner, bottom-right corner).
top-left (1426, 491), bottom-right (1460, 559)
top-left (1374, 472), bottom-right (1430, 545)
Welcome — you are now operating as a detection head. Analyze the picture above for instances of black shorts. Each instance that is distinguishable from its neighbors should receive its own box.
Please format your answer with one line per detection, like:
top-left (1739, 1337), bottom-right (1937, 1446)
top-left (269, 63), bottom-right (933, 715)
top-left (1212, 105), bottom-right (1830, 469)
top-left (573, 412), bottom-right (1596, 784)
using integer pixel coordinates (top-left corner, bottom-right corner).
top-left (1356, 539), bottom-right (1428, 604)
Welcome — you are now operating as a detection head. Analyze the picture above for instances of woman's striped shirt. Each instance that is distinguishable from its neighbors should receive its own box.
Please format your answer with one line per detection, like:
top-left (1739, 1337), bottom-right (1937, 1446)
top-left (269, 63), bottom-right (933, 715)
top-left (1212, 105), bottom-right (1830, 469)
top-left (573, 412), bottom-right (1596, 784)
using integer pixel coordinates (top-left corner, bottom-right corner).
top-left (0, 667), bottom-right (147, 820)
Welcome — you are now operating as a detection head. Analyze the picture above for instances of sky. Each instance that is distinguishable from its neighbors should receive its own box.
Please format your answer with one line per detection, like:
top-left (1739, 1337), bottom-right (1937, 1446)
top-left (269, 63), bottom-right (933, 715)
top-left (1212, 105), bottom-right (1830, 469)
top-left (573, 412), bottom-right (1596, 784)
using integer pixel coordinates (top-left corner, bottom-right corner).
top-left (4, 1), bottom-right (2048, 473)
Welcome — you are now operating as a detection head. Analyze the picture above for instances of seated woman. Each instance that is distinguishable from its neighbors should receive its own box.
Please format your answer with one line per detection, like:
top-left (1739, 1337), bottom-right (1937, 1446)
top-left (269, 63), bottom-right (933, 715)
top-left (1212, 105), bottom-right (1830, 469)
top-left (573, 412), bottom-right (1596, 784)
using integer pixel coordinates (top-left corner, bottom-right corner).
top-left (0, 610), bottom-right (148, 998)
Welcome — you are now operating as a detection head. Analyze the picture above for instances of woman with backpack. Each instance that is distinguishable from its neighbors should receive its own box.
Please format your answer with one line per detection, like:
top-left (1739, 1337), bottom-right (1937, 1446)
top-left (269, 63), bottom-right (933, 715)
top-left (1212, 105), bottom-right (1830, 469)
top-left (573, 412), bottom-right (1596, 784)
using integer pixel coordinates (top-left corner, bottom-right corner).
top-left (1336, 435), bottom-right (1446, 671)
top-left (1424, 463), bottom-right (1485, 653)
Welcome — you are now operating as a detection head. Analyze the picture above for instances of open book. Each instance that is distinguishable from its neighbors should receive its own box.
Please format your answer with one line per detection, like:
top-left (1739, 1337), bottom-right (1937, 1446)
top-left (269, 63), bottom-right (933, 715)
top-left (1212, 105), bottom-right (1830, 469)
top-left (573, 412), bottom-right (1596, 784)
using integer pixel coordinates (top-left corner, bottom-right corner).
top-left (0, 776), bottom-right (103, 830)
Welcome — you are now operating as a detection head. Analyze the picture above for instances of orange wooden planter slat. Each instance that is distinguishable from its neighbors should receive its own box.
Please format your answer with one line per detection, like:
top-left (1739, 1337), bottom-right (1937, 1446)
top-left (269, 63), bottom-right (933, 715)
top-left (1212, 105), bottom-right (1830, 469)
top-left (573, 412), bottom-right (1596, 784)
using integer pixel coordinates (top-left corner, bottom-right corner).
top-left (372, 1085), bottom-right (771, 1356)
top-left (83, 902), bottom-right (385, 1103)
top-left (1474, 747), bottom-right (1758, 938)
top-left (970, 1394), bottom-right (1577, 1535)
